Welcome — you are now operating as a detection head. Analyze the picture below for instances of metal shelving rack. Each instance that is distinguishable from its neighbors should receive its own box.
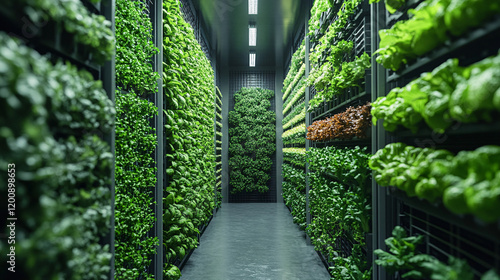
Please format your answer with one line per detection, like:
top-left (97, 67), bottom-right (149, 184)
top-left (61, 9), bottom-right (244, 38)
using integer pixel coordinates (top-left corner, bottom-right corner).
top-left (300, 0), bottom-right (374, 274)
top-left (371, 1), bottom-right (500, 279)
top-left (215, 86), bottom-right (223, 212)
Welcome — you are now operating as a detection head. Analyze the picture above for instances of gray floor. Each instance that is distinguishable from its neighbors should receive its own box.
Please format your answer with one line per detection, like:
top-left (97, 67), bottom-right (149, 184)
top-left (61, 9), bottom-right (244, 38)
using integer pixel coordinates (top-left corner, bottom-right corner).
top-left (180, 203), bottom-right (331, 280)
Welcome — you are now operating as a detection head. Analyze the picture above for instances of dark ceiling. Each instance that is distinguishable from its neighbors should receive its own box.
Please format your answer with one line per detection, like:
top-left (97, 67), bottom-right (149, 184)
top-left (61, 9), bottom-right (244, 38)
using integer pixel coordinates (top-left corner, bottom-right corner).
top-left (191, 0), bottom-right (305, 69)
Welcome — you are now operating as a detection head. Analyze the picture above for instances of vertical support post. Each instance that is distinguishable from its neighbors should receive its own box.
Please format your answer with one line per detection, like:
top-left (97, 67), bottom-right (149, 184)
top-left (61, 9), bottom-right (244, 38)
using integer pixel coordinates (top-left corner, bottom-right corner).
top-left (304, 0), bottom-right (312, 245)
top-left (371, 2), bottom-right (388, 279)
top-left (221, 69), bottom-right (230, 203)
top-left (213, 52), bottom-right (216, 214)
top-left (152, 0), bottom-right (164, 278)
top-left (275, 52), bottom-right (284, 204)
top-left (101, 1), bottom-right (116, 279)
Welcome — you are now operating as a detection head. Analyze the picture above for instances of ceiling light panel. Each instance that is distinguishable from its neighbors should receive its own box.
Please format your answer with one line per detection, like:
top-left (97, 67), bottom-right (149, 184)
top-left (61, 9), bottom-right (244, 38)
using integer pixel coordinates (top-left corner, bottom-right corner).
top-left (249, 0), bottom-right (258, 14)
top-left (249, 52), bottom-right (256, 67)
top-left (249, 27), bottom-right (257, 46)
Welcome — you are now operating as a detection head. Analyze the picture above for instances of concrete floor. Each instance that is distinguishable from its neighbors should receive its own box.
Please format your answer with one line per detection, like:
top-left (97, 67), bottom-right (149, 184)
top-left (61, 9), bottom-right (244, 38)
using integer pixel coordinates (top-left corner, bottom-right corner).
top-left (180, 203), bottom-right (331, 280)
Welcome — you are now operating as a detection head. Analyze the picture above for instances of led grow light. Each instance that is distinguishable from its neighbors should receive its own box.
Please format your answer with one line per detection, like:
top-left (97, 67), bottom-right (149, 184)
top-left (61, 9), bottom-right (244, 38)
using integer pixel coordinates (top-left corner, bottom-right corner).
top-left (249, 52), bottom-right (256, 67)
top-left (249, 27), bottom-right (257, 46)
top-left (249, 0), bottom-right (258, 14)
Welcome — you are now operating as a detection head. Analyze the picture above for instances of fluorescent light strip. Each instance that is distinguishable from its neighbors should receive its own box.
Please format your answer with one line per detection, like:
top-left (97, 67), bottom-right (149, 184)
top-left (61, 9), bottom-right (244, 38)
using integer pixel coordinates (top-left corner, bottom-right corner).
top-left (249, 0), bottom-right (258, 14)
top-left (249, 27), bottom-right (256, 46)
top-left (249, 52), bottom-right (256, 67)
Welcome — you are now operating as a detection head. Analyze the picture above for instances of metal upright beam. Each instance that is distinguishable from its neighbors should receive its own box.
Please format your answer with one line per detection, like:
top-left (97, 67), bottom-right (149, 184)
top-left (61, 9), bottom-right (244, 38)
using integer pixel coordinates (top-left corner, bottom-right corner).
top-left (101, 1), bottom-right (116, 279)
top-left (152, 0), bottom-right (164, 278)
top-left (371, 2), bottom-right (389, 279)
top-left (304, 0), bottom-right (312, 245)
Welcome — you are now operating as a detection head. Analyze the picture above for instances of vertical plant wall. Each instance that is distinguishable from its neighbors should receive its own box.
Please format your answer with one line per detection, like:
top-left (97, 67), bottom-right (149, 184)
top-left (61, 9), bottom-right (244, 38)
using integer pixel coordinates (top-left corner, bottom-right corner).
top-left (162, 0), bottom-right (216, 278)
top-left (228, 87), bottom-right (276, 194)
top-left (281, 40), bottom-right (307, 228)
top-left (0, 0), bottom-right (115, 278)
top-left (114, 0), bottom-right (160, 278)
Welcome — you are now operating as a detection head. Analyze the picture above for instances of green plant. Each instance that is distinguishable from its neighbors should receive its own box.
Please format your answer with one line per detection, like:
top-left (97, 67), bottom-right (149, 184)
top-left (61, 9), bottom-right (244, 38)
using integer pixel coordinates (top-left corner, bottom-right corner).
top-left (306, 146), bottom-right (372, 278)
top-left (115, 0), bottom-right (160, 95)
top-left (374, 0), bottom-right (500, 71)
top-left (283, 83), bottom-right (307, 115)
top-left (283, 148), bottom-right (307, 167)
top-left (375, 226), bottom-right (476, 280)
top-left (162, 1), bottom-right (216, 277)
top-left (283, 40), bottom-right (306, 95)
top-left (369, 0), bottom-right (407, 13)
top-left (228, 87), bottom-right (276, 193)
top-left (372, 52), bottom-right (500, 133)
top-left (282, 164), bottom-right (307, 229)
top-left (370, 143), bottom-right (500, 222)
top-left (282, 122), bottom-right (306, 141)
top-left (4, 0), bottom-right (114, 64)
top-left (308, 51), bottom-right (371, 111)
top-left (308, 0), bottom-right (332, 37)
top-left (114, 90), bottom-right (158, 280)
top-left (113, 0), bottom-right (161, 277)
top-left (0, 31), bottom-right (114, 280)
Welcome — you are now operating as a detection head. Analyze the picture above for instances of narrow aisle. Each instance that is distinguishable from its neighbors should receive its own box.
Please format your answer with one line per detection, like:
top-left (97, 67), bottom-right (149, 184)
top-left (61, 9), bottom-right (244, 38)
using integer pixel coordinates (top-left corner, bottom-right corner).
top-left (180, 203), bottom-right (330, 280)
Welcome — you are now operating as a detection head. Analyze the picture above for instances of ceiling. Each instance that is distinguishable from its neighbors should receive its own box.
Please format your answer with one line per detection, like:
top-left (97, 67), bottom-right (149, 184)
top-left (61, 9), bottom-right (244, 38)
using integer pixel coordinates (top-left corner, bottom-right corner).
top-left (191, 0), bottom-right (305, 69)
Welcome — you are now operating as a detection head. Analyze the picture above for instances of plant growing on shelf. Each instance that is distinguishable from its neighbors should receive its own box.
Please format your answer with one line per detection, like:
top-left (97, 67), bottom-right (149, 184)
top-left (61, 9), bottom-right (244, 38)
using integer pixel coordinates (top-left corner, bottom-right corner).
top-left (162, 0), bottom-right (216, 277)
top-left (228, 87), bottom-right (276, 194)
top-left (307, 103), bottom-right (372, 141)
top-left (0, 32), bottom-right (114, 280)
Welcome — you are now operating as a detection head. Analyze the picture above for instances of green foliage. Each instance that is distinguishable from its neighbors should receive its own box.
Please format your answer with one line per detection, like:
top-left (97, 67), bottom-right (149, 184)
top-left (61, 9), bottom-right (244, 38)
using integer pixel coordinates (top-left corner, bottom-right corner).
top-left (372, 52), bottom-right (500, 133)
top-left (282, 164), bottom-right (307, 229)
top-left (369, 0), bottom-right (407, 13)
top-left (114, 0), bottom-right (161, 277)
top-left (308, 0), bottom-right (332, 37)
top-left (4, 0), bottom-right (114, 64)
top-left (228, 87), bottom-right (276, 193)
top-left (282, 123), bottom-right (306, 142)
top-left (375, 226), bottom-right (477, 280)
top-left (370, 143), bottom-right (500, 222)
top-left (375, 0), bottom-right (500, 71)
top-left (282, 101), bottom-right (305, 126)
top-left (307, 1), bottom-right (371, 111)
top-left (283, 82), bottom-right (307, 115)
top-left (283, 148), bottom-right (307, 167)
top-left (306, 146), bottom-right (372, 278)
top-left (0, 32), bottom-right (113, 280)
top-left (308, 50), bottom-right (371, 111)
top-left (116, 0), bottom-right (160, 95)
top-left (114, 90), bottom-right (158, 280)
top-left (162, 0), bottom-right (216, 277)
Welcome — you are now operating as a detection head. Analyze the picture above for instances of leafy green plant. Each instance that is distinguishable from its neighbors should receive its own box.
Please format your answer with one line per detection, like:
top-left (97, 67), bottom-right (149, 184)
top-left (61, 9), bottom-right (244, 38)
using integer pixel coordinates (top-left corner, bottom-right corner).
top-left (283, 101), bottom-right (305, 126)
top-left (3, 0), bottom-right (114, 64)
top-left (228, 87), bottom-right (276, 193)
top-left (374, 0), bottom-right (500, 71)
top-left (282, 122), bottom-right (306, 142)
top-left (370, 143), bottom-right (500, 222)
top-left (306, 146), bottom-right (372, 278)
top-left (308, 0), bottom-right (332, 37)
top-left (113, 0), bottom-right (161, 277)
top-left (308, 51), bottom-right (371, 111)
top-left (369, 0), bottom-right (407, 13)
top-left (283, 83), bottom-right (307, 115)
top-left (375, 226), bottom-right (478, 280)
top-left (283, 148), bottom-right (307, 167)
top-left (114, 90), bottom-right (158, 280)
top-left (116, 0), bottom-right (160, 95)
top-left (0, 31), bottom-right (114, 280)
top-left (162, 0), bottom-right (216, 277)
top-left (282, 164), bottom-right (307, 229)
top-left (372, 52), bottom-right (500, 133)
